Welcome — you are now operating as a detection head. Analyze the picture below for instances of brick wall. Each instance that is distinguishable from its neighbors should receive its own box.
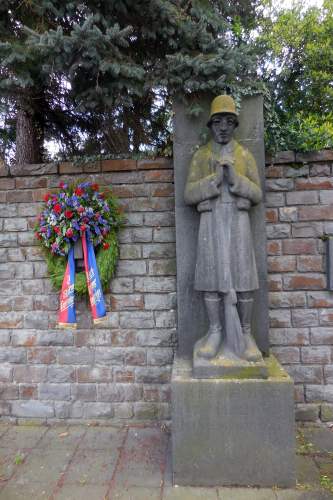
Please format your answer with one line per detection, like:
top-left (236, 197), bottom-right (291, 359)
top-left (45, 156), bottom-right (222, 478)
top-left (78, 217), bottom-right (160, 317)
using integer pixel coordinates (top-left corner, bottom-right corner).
top-left (266, 150), bottom-right (333, 423)
top-left (0, 158), bottom-right (176, 423)
top-left (1, 150), bottom-right (333, 424)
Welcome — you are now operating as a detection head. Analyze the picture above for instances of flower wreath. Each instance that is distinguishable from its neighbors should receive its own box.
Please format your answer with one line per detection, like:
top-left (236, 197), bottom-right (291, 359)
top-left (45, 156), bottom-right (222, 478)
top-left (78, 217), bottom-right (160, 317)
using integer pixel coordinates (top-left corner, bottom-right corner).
top-left (35, 181), bottom-right (123, 296)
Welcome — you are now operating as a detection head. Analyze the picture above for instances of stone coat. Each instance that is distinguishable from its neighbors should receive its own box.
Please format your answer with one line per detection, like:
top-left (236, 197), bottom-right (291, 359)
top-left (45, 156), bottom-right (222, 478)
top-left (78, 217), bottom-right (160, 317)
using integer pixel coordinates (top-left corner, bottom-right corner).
top-left (184, 139), bottom-right (262, 292)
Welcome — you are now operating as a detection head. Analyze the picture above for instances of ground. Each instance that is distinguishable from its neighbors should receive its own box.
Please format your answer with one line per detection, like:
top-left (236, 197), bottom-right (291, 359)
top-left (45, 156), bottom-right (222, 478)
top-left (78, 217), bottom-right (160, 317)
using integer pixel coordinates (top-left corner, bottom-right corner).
top-left (0, 422), bottom-right (332, 499)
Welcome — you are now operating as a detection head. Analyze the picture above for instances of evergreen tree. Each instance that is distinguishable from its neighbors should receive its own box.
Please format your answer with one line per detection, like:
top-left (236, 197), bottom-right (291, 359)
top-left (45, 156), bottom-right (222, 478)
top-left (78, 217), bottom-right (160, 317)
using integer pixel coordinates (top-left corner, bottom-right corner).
top-left (1, 0), bottom-right (262, 164)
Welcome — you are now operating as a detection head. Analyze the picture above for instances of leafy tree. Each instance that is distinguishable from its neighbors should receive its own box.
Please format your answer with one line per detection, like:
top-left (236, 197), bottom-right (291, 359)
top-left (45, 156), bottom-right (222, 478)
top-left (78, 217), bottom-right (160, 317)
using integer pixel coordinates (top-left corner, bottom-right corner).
top-left (260, 0), bottom-right (333, 152)
top-left (0, 0), bottom-right (263, 164)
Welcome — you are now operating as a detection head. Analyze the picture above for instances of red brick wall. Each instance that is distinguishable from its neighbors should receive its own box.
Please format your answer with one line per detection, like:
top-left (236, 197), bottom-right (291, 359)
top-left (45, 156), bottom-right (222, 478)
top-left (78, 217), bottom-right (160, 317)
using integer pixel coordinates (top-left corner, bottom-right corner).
top-left (266, 150), bottom-right (333, 422)
top-left (0, 158), bottom-right (176, 423)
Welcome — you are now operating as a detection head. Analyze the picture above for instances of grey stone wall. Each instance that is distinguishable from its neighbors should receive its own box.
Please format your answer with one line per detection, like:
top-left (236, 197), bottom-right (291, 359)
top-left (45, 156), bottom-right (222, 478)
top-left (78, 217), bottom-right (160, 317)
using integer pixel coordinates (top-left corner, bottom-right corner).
top-left (0, 159), bottom-right (176, 423)
top-left (1, 150), bottom-right (333, 423)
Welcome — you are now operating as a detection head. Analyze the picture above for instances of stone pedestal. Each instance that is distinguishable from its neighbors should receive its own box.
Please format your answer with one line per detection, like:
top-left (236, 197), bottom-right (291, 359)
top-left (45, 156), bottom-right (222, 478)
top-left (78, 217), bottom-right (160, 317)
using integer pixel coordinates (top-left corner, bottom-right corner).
top-left (171, 355), bottom-right (296, 487)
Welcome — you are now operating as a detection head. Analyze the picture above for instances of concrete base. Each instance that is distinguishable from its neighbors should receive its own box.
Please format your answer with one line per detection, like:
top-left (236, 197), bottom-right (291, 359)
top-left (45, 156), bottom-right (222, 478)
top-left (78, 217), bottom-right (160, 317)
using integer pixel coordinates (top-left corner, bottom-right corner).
top-left (171, 355), bottom-right (295, 487)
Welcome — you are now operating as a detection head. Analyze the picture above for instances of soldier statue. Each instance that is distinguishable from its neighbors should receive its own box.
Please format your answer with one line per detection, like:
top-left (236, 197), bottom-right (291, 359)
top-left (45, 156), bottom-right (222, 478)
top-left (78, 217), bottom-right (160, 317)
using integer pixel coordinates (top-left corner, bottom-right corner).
top-left (185, 95), bottom-right (263, 363)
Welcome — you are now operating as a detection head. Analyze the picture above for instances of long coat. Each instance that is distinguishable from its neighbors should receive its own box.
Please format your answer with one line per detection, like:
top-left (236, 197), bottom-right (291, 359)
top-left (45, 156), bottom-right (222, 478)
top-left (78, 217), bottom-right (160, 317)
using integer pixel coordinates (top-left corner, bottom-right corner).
top-left (184, 139), bottom-right (262, 293)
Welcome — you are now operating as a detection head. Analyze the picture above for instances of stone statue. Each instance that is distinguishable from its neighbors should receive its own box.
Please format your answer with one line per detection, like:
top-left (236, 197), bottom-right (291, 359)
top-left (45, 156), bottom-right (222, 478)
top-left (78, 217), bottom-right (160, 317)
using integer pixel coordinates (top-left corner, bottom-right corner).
top-left (185, 95), bottom-right (264, 366)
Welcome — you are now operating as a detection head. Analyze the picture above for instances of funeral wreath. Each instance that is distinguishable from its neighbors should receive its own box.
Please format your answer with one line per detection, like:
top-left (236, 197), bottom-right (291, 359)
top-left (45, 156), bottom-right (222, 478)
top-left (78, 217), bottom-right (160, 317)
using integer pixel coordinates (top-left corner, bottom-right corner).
top-left (35, 181), bottom-right (123, 296)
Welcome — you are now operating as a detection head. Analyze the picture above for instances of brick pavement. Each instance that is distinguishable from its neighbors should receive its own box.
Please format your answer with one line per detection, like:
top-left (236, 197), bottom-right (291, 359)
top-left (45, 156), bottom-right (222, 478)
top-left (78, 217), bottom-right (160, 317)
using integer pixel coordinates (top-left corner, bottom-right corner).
top-left (0, 423), bottom-right (333, 499)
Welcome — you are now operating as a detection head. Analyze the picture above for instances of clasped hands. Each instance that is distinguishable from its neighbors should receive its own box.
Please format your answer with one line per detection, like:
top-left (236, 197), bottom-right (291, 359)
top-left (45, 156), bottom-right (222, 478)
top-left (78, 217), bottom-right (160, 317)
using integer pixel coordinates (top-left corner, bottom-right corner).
top-left (211, 159), bottom-right (251, 211)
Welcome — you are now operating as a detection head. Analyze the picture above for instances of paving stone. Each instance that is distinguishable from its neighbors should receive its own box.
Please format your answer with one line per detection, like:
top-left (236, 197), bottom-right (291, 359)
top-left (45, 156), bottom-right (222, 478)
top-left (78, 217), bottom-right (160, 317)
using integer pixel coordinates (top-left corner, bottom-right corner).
top-left (112, 486), bottom-right (161, 499)
top-left (296, 455), bottom-right (320, 486)
top-left (54, 484), bottom-right (108, 500)
top-left (79, 426), bottom-right (126, 450)
top-left (0, 426), bottom-right (47, 449)
top-left (0, 482), bottom-right (52, 500)
top-left (63, 448), bottom-right (117, 485)
top-left (217, 488), bottom-right (276, 499)
top-left (36, 426), bottom-right (85, 450)
top-left (0, 449), bottom-right (22, 480)
top-left (14, 448), bottom-right (71, 484)
top-left (114, 427), bottom-right (168, 488)
top-left (276, 490), bottom-right (333, 499)
top-left (164, 486), bottom-right (219, 499)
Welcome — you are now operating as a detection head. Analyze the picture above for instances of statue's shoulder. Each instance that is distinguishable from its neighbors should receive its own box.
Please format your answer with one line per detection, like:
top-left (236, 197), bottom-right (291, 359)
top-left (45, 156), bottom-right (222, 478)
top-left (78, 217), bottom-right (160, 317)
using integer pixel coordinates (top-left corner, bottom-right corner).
top-left (234, 140), bottom-right (256, 164)
top-left (191, 142), bottom-right (212, 165)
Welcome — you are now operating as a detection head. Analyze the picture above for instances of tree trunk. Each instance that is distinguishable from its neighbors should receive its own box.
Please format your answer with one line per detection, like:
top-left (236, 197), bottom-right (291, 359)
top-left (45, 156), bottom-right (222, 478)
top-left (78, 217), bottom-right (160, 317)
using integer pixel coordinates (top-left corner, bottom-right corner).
top-left (15, 91), bottom-right (44, 165)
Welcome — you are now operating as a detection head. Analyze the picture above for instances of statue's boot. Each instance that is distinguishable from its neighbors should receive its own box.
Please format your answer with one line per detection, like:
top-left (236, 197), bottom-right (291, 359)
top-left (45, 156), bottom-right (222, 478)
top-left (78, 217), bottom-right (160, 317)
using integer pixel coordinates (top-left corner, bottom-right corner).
top-left (238, 295), bottom-right (263, 362)
top-left (196, 295), bottom-right (222, 359)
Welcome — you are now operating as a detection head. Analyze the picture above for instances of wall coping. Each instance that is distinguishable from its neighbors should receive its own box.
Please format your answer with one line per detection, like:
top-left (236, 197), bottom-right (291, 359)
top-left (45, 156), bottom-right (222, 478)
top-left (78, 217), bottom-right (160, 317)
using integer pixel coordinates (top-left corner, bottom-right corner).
top-left (1, 158), bottom-right (172, 178)
top-left (1, 149), bottom-right (333, 177)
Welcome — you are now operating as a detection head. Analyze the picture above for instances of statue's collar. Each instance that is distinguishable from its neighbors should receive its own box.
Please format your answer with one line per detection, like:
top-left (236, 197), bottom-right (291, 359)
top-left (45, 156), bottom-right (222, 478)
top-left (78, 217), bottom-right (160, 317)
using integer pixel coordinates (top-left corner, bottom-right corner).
top-left (211, 139), bottom-right (234, 156)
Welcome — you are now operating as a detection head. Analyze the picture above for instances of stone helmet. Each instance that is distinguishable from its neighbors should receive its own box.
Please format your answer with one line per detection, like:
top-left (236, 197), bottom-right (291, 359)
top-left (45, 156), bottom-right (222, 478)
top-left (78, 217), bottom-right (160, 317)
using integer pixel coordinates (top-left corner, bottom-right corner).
top-left (207, 95), bottom-right (239, 128)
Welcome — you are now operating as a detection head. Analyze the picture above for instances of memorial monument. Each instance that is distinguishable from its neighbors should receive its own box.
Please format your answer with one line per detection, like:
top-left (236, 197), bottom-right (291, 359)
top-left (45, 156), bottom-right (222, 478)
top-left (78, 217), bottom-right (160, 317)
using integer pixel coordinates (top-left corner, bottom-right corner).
top-left (172, 94), bottom-right (295, 487)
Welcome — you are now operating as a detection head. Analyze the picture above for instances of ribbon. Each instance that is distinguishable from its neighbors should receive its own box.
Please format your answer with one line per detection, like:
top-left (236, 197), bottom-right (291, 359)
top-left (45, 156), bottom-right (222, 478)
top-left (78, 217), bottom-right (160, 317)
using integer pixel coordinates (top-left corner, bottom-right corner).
top-left (81, 230), bottom-right (107, 324)
top-left (58, 231), bottom-right (107, 328)
top-left (58, 245), bottom-right (77, 328)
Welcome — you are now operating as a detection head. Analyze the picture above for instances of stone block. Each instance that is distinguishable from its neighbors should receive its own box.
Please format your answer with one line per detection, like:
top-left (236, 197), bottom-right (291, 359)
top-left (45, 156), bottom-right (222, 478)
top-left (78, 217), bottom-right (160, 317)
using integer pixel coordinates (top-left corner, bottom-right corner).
top-left (136, 329), bottom-right (176, 347)
top-left (117, 260), bottom-right (147, 276)
top-left (295, 403), bottom-right (319, 422)
top-left (120, 311), bottom-right (154, 329)
top-left (279, 207), bottom-right (298, 222)
top-left (147, 348), bottom-right (174, 366)
top-left (301, 346), bottom-right (331, 364)
top-left (83, 402), bottom-right (113, 418)
top-left (136, 366), bottom-right (171, 384)
top-left (39, 383), bottom-right (71, 401)
top-left (266, 223), bottom-right (291, 239)
top-left (142, 243), bottom-right (176, 259)
top-left (172, 356), bottom-right (295, 487)
top-left (311, 327), bottom-right (333, 345)
top-left (306, 384), bottom-right (333, 403)
top-left (269, 328), bottom-right (309, 346)
top-left (0, 233), bottom-right (17, 247)
top-left (57, 347), bottom-right (94, 365)
top-left (265, 192), bottom-right (285, 207)
top-left (155, 310), bottom-right (176, 328)
top-left (97, 383), bottom-right (142, 402)
top-left (71, 383), bottom-right (97, 401)
top-left (266, 178), bottom-right (294, 191)
top-left (321, 403), bottom-right (333, 421)
top-left (291, 309), bottom-right (318, 327)
top-left (11, 400), bottom-right (54, 418)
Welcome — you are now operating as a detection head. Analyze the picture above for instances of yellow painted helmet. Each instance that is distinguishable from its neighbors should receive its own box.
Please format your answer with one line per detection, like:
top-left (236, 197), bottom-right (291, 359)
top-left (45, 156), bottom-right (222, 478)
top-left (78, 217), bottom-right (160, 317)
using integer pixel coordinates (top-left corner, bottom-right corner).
top-left (207, 95), bottom-right (238, 127)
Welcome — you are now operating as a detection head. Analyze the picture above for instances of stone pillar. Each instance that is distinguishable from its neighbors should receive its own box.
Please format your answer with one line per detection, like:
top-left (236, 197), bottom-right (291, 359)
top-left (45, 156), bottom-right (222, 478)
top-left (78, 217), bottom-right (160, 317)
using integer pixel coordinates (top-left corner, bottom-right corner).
top-left (173, 95), bottom-right (269, 357)
top-left (172, 95), bottom-right (295, 487)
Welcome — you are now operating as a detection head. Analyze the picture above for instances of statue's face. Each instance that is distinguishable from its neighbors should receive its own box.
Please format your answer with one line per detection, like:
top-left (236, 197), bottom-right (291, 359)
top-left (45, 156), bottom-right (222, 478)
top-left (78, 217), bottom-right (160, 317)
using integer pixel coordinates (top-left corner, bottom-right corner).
top-left (210, 113), bottom-right (237, 145)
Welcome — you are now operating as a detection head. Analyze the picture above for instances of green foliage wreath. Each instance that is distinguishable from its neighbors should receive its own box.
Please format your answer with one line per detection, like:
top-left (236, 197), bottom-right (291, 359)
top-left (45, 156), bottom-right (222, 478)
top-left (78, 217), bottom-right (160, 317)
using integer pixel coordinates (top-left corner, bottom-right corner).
top-left (35, 181), bottom-right (123, 296)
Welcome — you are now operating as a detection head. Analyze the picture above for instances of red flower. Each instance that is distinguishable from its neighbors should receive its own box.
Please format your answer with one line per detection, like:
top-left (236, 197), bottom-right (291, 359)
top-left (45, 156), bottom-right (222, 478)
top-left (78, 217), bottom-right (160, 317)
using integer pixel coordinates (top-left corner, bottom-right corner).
top-left (43, 193), bottom-right (51, 202)
top-left (64, 210), bottom-right (73, 219)
top-left (103, 242), bottom-right (110, 250)
top-left (75, 187), bottom-right (84, 196)
top-left (91, 183), bottom-right (99, 191)
top-left (53, 204), bottom-right (62, 214)
top-left (59, 181), bottom-right (65, 189)
top-left (41, 227), bottom-right (47, 233)
top-left (77, 206), bottom-right (85, 214)
top-left (54, 226), bottom-right (61, 234)
top-left (66, 228), bottom-right (74, 238)
top-left (80, 224), bottom-right (87, 232)
top-left (35, 232), bottom-right (42, 240)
